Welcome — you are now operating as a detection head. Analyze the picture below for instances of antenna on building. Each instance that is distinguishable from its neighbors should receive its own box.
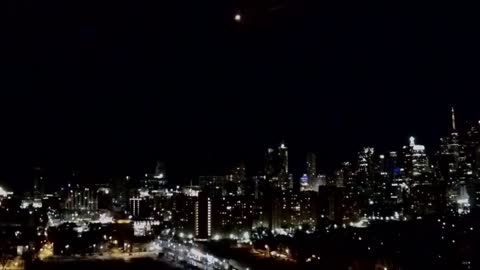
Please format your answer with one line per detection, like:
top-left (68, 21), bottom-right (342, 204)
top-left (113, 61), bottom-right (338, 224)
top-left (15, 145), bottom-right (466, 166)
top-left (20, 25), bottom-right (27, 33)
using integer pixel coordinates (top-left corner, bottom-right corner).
top-left (451, 106), bottom-right (457, 132)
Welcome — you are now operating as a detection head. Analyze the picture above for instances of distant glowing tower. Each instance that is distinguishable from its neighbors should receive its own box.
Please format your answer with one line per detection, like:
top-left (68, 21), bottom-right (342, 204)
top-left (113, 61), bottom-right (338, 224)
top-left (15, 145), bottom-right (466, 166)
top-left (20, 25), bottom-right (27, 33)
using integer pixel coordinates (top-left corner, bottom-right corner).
top-left (306, 152), bottom-right (317, 190)
top-left (278, 141), bottom-right (291, 190)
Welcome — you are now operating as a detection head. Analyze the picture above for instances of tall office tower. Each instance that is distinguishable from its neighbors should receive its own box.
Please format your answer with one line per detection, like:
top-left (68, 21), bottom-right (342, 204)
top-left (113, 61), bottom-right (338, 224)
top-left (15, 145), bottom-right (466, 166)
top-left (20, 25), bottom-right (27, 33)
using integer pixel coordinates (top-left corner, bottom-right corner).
top-left (172, 193), bottom-right (197, 234)
top-left (306, 152), bottom-right (317, 189)
top-left (213, 195), bottom-right (253, 234)
top-left (473, 183), bottom-right (480, 210)
top-left (465, 120), bottom-right (480, 175)
top-left (278, 141), bottom-right (290, 190)
top-left (388, 151), bottom-right (408, 213)
top-left (402, 137), bottom-right (439, 216)
top-left (142, 161), bottom-right (167, 191)
top-left (195, 192), bottom-right (212, 239)
top-left (317, 186), bottom-right (346, 224)
top-left (403, 136), bottom-right (430, 182)
top-left (465, 120), bottom-right (480, 211)
top-left (356, 147), bottom-right (375, 214)
top-left (111, 176), bottom-right (131, 210)
top-left (154, 161), bottom-right (166, 178)
top-left (357, 147), bottom-right (375, 189)
top-left (330, 171), bottom-right (341, 188)
top-left (300, 174), bottom-right (309, 191)
top-left (226, 162), bottom-right (247, 195)
top-left (439, 108), bottom-right (463, 171)
top-left (252, 175), bottom-right (266, 200)
top-left (199, 175), bottom-right (226, 196)
top-left (258, 190), bottom-right (282, 231)
top-left (341, 162), bottom-right (355, 187)
top-left (265, 148), bottom-right (277, 183)
top-left (33, 167), bottom-right (45, 199)
top-left (129, 197), bottom-right (142, 217)
top-left (97, 186), bottom-right (113, 210)
top-left (339, 161), bottom-right (363, 219)
top-left (279, 190), bottom-right (301, 226)
top-left (229, 162), bottom-right (246, 184)
top-left (387, 151), bottom-right (400, 179)
top-left (369, 154), bottom-right (390, 215)
top-left (308, 174), bottom-right (326, 193)
top-left (269, 195), bottom-right (283, 231)
top-left (299, 191), bottom-right (318, 226)
top-left (154, 161), bottom-right (167, 185)
top-left (385, 151), bottom-right (406, 211)
top-left (264, 141), bottom-right (290, 190)
top-left (438, 108), bottom-right (471, 214)
top-left (64, 185), bottom-right (98, 211)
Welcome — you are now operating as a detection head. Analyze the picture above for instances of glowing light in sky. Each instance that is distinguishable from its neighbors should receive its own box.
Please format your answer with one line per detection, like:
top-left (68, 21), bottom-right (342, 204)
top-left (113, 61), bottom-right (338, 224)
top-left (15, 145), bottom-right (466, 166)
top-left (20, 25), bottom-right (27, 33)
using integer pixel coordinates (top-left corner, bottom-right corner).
top-left (234, 13), bottom-right (241, 22)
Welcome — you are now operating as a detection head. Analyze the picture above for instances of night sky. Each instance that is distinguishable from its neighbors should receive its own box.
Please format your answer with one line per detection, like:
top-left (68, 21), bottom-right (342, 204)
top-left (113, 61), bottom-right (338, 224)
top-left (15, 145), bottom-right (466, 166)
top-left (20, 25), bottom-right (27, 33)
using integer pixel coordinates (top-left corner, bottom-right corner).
top-left (2, 0), bottom-right (480, 191)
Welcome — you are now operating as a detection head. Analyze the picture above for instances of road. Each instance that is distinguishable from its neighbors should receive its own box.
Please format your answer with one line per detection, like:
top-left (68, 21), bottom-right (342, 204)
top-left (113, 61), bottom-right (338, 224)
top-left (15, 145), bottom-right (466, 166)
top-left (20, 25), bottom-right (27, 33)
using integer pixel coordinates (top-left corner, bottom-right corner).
top-left (156, 239), bottom-right (251, 270)
top-left (36, 239), bottom-right (250, 269)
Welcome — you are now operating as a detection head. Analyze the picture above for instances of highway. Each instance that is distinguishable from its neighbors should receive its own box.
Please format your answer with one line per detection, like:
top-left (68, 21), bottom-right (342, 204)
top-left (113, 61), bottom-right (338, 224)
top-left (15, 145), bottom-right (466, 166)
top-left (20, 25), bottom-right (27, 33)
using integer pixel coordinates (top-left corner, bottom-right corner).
top-left (36, 239), bottom-right (250, 269)
top-left (156, 239), bottom-right (251, 270)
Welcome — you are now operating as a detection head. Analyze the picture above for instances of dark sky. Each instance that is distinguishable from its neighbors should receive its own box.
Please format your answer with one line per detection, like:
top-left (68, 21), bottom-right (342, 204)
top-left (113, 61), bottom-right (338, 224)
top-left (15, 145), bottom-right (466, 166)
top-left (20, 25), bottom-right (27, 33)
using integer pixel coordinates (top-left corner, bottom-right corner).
top-left (2, 0), bottom-right (480, 191)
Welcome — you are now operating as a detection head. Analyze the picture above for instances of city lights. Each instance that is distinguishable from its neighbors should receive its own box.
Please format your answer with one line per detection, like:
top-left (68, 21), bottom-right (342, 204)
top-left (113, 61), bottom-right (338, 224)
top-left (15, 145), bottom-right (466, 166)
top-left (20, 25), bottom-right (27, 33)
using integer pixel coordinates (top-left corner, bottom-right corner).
top-left (0, 108), bottom-right (478, 270)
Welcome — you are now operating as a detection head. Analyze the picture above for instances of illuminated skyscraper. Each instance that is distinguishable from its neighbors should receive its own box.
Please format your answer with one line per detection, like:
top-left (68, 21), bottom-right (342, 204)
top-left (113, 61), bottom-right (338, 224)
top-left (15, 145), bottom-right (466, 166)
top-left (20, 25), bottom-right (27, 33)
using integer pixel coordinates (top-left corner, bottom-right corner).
top-left (64, 185), bottom-right (98, 211)
top-left (305, 152), bottom-right (317, 191)
top-left (142, 161), bottom-right (167, 191)
top-left (33, 167), bottom-right (45, 199)
top-left (154, 161), bottom-right (166, 180)
top-left (111, 176), bottom-right (131, 210)
top-left (278, 141), bottom-right (290, 190)
top-left (358, 147), bottom-right (375, 189)
top-left (172, 193), bottom-right (197, 234)
top-left (265, 147), bottom-right (278, 187)
top-left (129, 197), bottom-right (142, 217)
top-left (213, 195), bottom-right (253, 234)
top-left (403, 136), bottom-right (430, 181)
top-left (439, 107), bottom-right (463, 174)
top-left (195, 192), bottom-right (212, 239)
top-left (401, 137), bottom-right (443, 216)
top-left (264, 141), bottom-right (291, 190)
top-left (226, 162), bottom-right (247, 195)
top-left (438, 107), bottom-right (471, 214)
top-left (317, 186), bottom-right (346, 224)
top-left (300, 174), bottom-right (309, 191)
top-left (465, 120), bottom-right (480, 211)
top-left (465, 120), bottom-right (480, 175)
top-left (386, 151), bottom-right (407, 212)
top-left (199, 175), bottom-right (226, 196)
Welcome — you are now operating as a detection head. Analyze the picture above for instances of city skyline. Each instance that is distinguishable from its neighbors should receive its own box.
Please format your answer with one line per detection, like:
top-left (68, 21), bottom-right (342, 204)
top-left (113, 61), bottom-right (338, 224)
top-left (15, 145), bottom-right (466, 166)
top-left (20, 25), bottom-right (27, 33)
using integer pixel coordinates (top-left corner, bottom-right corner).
top-left (0, 106), bottom-right (478, 193)
top-left (1, 103), bottom-right (478, 269)
top-left (3, 0), bottom-right (480, 269)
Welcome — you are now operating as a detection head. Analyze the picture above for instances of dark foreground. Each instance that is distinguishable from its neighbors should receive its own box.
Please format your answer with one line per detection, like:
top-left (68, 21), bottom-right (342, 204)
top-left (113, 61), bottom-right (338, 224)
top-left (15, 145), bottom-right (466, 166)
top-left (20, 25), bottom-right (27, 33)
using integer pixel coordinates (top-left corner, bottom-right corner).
top-left (29, 258), bottom-right (180, 270)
